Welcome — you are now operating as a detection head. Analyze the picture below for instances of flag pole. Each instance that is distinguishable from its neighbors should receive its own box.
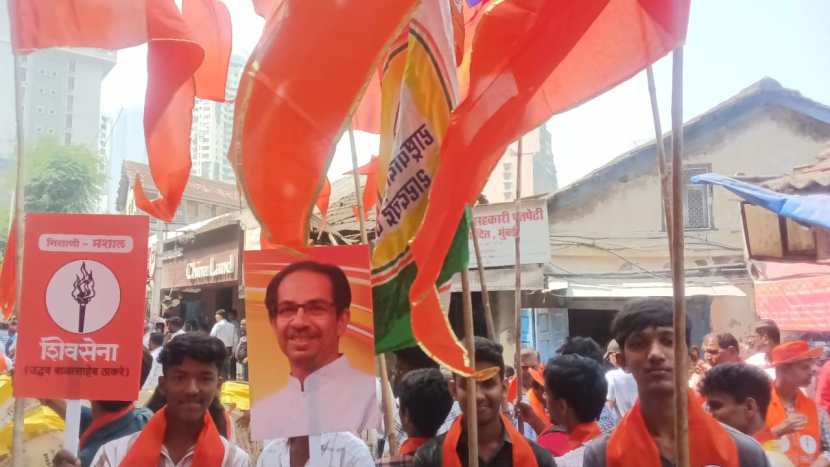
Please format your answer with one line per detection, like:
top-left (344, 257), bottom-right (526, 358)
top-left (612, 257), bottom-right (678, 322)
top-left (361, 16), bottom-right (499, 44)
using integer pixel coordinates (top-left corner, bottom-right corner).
top-left (646, 66), bottom-right (674, 253)
top-left (461, 267), bottom-right (479, 467)
top-left (10, 52), bottom-right (28, 467)
top-left (470, 219), bottom-right (495, 339)
top-left (347, 125), bottom-right (399, 455)
top-left (669, 47), bottom-right (690, 467)
top-left (513, 137), bottom-right (524, 434)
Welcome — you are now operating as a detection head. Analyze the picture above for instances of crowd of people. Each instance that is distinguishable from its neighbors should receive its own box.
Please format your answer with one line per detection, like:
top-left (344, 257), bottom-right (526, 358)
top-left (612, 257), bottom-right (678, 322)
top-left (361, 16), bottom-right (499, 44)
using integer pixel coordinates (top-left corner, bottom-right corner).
top-left (3, 296), bottom-right (830, 466)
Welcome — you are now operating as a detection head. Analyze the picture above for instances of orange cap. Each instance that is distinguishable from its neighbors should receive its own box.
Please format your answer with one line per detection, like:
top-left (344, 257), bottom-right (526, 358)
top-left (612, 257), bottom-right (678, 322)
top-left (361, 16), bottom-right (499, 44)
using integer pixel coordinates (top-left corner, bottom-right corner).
top-left (771, 340), bottom-right (822, 367)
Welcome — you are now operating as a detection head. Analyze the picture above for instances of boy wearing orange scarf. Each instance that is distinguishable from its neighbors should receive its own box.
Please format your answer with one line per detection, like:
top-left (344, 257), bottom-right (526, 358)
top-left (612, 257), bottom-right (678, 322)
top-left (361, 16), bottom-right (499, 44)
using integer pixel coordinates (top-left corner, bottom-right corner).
top-left (764, 340), bottom-right (830, 467)
top-left (413, 337), bottom-right (555, 466)
top-left (537, 354), bottom-right (605, 465)
top-left (91, 333), bottom-right (249, 466)
top-left (583, 298), bottom-right (768, 467)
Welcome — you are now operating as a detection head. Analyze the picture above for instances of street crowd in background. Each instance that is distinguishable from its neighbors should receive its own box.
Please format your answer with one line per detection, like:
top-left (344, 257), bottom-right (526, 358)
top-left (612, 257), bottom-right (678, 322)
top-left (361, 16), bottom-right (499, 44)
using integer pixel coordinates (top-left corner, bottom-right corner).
top-left (2, 299), bottom-right (830, 466)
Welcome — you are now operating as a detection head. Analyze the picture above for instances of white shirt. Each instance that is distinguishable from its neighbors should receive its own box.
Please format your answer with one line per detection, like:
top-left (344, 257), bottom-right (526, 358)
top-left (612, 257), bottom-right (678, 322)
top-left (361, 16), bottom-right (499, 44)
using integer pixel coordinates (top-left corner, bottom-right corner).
top-left (251, 355), bottom-right (379, 439)
top-left (142, 347), bottom-right (164, 391)
top-left (256, 432), bottom-right (373, 467)
top-left (211, 320), bottom-right (238, 348)
top-left (747, 351), bottom-right (777, 380)
top-left (555, 445), bottom-right (587, 467)
top-left (170, 329), bottom-right (186, 341)
top-left (90, 431), bottom-right (249, 467)
top-left (605, 368), bottom-right (638, 417)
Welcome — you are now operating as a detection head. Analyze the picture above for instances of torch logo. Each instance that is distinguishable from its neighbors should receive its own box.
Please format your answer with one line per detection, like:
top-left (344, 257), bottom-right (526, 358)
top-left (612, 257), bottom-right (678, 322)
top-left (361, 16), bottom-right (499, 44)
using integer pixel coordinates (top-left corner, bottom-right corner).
top-left (71, 262), bottom-right (96, 333)
top-left (46, 260), bottom-right (120, 334)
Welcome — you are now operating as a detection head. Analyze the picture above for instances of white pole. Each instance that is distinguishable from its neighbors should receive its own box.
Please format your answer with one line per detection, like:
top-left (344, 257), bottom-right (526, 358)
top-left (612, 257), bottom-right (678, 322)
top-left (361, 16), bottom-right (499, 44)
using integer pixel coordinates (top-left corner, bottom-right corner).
top-left (63, 400), bottom-right (82, 457)
top-left (10, 50), bottom-right (28, 467)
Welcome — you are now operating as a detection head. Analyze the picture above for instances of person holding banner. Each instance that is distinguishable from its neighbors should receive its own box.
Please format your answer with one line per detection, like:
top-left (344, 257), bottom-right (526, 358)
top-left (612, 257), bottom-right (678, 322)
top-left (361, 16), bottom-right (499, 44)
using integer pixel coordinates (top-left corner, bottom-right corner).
top-left (90, 333), bottom-right (249, 466)
top-left (582, 298), bottom-right (768, 467)
top-left (413, 337), bottom-right (556, 466)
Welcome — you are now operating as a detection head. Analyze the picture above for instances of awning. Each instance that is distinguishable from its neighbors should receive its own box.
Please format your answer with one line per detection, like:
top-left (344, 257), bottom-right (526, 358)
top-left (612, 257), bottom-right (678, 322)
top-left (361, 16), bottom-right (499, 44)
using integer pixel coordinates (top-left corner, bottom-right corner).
top-left (450, 264), bottom-right (545, 292)
top-left (692, 173), bottom-right (830, 230)
top-left (546, 280), bottom-right (746, 298)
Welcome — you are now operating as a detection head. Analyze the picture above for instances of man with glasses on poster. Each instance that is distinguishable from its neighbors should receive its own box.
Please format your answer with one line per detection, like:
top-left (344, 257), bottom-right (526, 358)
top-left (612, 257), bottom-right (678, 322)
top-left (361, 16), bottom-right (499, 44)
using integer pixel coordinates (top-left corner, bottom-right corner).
top-left (251, 261), bottom-right (378, 438)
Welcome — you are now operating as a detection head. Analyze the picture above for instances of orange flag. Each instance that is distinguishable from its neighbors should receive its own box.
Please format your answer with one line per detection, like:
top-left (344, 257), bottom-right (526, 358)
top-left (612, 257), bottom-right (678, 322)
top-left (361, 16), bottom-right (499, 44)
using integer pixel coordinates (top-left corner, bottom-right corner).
top-left (409, 0), bottom-right (691, 374)
top-left (0, 222), bottom-right (16, 320)
top-left (230, 0), bottom-right (418, 248)
top-left (352, 71), bottom-right (382, 134)
top-left (10, 0), bottom-right (148, 52)
top-left (316, 178), bottom-right (332, 229)
top-left (134, 0), bottom-right (232, 222)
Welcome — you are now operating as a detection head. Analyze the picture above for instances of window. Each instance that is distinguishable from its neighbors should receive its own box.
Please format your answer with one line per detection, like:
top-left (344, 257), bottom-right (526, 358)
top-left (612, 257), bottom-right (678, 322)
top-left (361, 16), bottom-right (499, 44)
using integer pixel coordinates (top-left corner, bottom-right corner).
top-left (64, 133), bottom-right (72, 145)
top-left (47, 128), bottom-right (55, 135)
top-left (68, 77), bottom-right (75, 91)
top-left (683, 165), bottom-right (713, 230)
top-left (65, 115), bottom-right (73, 129)
top-left (69, 60), bottom-right (76, 73)
top-left (36, 105), bottom-right (44, 114)
top-left (503, 162), bottom-right (512, 171)
top-left (503, 192), bottom-right (512, 201)
top-left (67, 95), bottom-right (74, 112)
top-left (504, 181), bottom-right (513, 192)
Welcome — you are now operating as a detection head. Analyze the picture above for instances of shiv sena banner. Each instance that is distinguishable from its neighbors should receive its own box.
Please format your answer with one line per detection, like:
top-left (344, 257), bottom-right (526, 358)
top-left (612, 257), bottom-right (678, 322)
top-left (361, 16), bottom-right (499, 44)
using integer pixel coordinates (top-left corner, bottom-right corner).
top-left (14, 214), bottom-right (148, 400)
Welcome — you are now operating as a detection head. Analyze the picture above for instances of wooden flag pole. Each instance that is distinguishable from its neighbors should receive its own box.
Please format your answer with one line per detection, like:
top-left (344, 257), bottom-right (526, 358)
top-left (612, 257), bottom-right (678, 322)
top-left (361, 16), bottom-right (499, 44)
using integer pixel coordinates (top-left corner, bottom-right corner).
top-left (461, 268), bottom-right (479, 467)
top-left (347, 126), bottom-right (399, 455)
top-left (669, 48), bottom-right (690, 467)
top-left (470, 219), bottom-right (496, 339)
top-left (10, 53), bottom-right (28, 467)
top-left (646, 66), bottom-right (674, 252)
top-left (513, 137), bottom-right (524, 434)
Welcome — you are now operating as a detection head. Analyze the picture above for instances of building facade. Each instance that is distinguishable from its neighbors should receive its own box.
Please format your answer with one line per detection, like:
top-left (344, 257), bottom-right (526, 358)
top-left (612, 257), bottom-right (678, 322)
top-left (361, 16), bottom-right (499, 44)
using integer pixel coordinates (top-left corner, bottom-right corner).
top-left (480, 125), bottom-right (558, 203)
top-left (543, 78), bottom-right (830, 345)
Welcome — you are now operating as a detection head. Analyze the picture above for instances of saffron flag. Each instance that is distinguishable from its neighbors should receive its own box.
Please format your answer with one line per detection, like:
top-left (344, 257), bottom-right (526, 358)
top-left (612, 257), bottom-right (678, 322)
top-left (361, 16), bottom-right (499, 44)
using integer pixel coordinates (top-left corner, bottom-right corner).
top-left (409, 0), bottom-right (692, 374)
top-left (352, 70), bottom-right (382, 134)
top-left (10, 0), bottom-right (148, 52)
top-left (135, 0), bottom-right (232, 222)
top-left (371, 0), bottom-right (470, 361)
top-left (230, 0), bottom-right (417, 248)
top-left (0, 222), bottom-right (16, 320)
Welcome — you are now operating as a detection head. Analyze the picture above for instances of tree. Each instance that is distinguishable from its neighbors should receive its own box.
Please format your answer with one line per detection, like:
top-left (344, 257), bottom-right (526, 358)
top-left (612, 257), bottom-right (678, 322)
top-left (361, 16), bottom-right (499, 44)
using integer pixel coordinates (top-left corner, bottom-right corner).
top-left (22, 137), bottom-right (104, 213)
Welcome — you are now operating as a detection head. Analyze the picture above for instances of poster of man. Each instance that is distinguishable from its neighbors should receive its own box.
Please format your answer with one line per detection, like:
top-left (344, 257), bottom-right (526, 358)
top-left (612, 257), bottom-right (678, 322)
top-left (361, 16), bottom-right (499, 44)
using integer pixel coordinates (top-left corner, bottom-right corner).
top-left (245, 245), bottom-right (378, 439)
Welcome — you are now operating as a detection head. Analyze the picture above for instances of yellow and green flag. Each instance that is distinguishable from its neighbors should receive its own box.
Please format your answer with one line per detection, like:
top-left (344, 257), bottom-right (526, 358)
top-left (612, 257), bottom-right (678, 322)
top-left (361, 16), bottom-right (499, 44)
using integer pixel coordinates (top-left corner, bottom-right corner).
top-left (372, 0), bottom-right (469, 354)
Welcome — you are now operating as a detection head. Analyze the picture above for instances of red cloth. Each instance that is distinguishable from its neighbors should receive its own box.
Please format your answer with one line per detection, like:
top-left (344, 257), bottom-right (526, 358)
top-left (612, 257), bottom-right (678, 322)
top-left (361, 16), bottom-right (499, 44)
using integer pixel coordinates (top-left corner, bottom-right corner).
top-left (408, 0), bottom-right (691, 375)
top-left (817, 360), bottom-right (830, 416)
top-left (230, 0), bottom-right (417, 248)
top-left (400, 437), bottom-right (430, 456)
top-left (537, 428), bottom-right (570, 457)
top-left (0, 221), bottom-right (16, 319)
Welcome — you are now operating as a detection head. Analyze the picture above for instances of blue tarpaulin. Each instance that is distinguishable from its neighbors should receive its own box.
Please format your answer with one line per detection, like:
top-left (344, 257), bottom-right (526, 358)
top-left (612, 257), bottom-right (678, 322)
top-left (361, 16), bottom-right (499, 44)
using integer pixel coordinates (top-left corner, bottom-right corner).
top-left (692, 173), bottom-right (830, 230)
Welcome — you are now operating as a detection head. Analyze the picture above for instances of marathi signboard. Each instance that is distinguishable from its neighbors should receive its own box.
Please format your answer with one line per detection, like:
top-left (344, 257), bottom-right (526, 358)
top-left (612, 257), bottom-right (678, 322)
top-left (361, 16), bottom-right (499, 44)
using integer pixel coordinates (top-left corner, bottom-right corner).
top-left (14, 214), bottom-right (148, 400)
top-left (469, 198), bottom-right (550, 268)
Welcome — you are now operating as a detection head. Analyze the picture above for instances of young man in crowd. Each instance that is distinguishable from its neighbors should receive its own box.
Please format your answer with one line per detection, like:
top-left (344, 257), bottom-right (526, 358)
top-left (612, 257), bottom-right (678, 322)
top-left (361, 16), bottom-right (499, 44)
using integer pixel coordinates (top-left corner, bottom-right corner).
top-left (142, 332), bottom-right (165, 391)
top-left (377, 368), bottom-right (454, 465)
top-left (604, 339), bottom-right (638, 419)
top-left (699, 363), bottom-right (797, 467)
top-left (234, 318), bottom-right (249, 381)
top-left (557, 336), bottom-right (619, 432)
top-left (747, 319), bottom-right (781, 380)
top-left (583, 297), bottom-right (768, 467)
top-left (413, 336), bottom-right (555, 466)
top-left (90, 333), bottom-right (249, 466)
top-left (536, 354), bottom-right (606, 465)
top-left (50, 350), bottom-right (155, 467)
top-left (506, 348), bottom-right (547, 439)
top-left (165, 316), bottom-right (186, 343)
top-left (210, 309), bottom-right (238, 380)
top-left (765, 340), bottom-right (830, 467)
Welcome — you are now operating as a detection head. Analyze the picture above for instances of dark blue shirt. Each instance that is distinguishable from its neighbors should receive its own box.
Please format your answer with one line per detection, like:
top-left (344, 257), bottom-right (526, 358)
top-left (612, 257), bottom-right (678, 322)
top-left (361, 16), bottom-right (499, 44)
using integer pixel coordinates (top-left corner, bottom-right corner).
top-left (78, 406), bottom-right (153, 467)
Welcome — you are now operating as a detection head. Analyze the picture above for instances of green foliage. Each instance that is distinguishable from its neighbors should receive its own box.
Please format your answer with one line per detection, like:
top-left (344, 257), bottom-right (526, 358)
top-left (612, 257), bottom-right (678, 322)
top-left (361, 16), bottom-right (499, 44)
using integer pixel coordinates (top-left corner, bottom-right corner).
top-left (22, 137), bottom-right (104, 213)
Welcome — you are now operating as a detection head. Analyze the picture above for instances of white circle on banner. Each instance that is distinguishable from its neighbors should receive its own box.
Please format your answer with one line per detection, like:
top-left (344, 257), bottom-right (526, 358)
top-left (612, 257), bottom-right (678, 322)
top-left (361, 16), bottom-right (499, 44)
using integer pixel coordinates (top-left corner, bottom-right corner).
top-left (45, 260), bottom-right (120, 334)
top-left (778, 436), bottom-right (791, 452)
top-left (800, 434), bottom-right (817, 454)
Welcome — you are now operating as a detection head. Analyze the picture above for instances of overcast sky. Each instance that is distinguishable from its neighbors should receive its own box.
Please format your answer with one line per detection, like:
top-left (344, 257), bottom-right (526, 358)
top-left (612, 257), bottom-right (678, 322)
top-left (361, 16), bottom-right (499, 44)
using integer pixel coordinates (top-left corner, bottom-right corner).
top-left (100, 0), bottom-right (830, 187)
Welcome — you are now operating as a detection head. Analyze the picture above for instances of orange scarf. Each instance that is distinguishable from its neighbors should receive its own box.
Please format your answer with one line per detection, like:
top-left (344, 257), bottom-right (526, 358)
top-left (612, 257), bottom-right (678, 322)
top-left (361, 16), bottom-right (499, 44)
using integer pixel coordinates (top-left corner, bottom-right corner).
top-left (567, 421), bottom-right (602, 451)
top-left (607, 390), bottom-right (738, 467)
top-left (400, 437), bottom-right (429, 456)
top-left (442, 413), bottom-right (538, 467)
top-left (79, 404), bottom-right (135, 449)
top-left (765, 387), bottom-right (820, 467)
top-left (120, 408), bottom-right (225, 467)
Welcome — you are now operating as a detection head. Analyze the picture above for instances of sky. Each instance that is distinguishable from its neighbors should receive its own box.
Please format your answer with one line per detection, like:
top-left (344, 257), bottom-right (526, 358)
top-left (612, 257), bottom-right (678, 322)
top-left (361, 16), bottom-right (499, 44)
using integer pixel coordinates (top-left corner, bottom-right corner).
top-left (100, 0), bottom-right (830, 187)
